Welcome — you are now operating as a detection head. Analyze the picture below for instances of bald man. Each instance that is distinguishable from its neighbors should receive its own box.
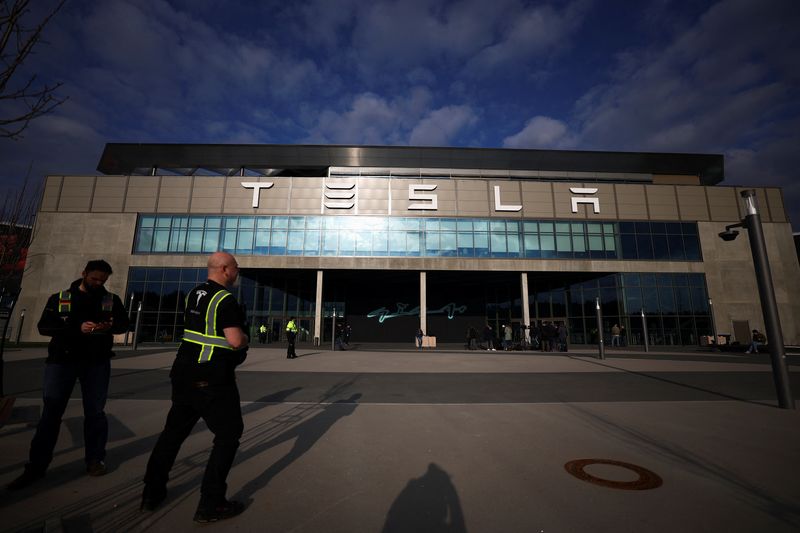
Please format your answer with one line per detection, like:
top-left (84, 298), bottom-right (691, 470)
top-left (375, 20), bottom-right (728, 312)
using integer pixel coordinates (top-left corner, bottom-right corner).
top-left (142, 252), bottom-right (249, 523)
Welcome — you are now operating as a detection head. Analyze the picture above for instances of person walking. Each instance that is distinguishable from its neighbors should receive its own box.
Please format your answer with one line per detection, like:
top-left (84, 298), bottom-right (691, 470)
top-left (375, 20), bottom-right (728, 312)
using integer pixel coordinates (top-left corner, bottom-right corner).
top-left (558, 322), bottom-right (568, 352)
top-left (611, 324), bottom-right (621, 347)
top-left (285, 316), bottom-right (298, 359)
top-left (503, 324), bottom-right (513, 351)
top-left (258, 323), bottom-right (267, 344)
top-left (483, 324), bottom-right (495, 351)
top-left (416, 327), bottom-right (424, 350)
top-left (141, 252), bottom-right (249, 523)
top-left (7, 260), bottom-right (129, 490)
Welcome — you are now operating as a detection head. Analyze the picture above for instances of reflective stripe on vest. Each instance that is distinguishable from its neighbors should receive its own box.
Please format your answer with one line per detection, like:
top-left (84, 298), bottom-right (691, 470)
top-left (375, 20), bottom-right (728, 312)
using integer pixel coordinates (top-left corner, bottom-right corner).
top-left (182, 289), bottom-right (232, 363)
top-left (58, 290), bottom-right (72, 313)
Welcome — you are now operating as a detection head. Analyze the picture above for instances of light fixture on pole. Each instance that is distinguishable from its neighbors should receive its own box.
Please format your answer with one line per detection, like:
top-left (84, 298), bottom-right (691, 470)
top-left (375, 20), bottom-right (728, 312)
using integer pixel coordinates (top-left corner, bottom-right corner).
top-left (708, 298), bottom-right (719, 352)
top-left (717, 189), bottom-right (794, 409)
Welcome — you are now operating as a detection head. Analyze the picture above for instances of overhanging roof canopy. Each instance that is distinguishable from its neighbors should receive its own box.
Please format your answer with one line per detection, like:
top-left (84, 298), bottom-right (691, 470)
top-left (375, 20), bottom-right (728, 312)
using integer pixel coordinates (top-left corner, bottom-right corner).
top-left (97, 143), bottom-right (725, 185)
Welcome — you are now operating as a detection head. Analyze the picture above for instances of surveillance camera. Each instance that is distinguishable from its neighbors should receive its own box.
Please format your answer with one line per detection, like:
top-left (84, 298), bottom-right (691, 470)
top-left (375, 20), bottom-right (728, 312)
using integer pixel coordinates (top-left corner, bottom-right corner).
top-left (718, 229), bottom-right (739, 242)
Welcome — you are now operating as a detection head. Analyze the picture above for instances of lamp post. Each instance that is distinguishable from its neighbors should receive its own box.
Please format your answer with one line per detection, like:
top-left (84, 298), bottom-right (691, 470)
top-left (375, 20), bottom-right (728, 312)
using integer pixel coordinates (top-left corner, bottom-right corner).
top-left (595, 297), bottom-right (604, 360)
top-left (640, 308), bottom-right (649, 353)
top-left (15, 309), bottom-right (25, 345)
top-left (718, 189), bottom-right (794, 409)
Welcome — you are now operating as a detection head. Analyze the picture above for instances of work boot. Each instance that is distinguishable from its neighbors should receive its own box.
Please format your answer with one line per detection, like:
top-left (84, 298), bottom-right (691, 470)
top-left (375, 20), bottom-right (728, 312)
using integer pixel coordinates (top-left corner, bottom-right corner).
top-left (140, 485), bottom-right (167, 511)
top-left (193, 499), bottom-right (245, 523)
top-left (86, 460), bottom-right (108, 477)
top-left (7, 466), bottom-right (45, 491)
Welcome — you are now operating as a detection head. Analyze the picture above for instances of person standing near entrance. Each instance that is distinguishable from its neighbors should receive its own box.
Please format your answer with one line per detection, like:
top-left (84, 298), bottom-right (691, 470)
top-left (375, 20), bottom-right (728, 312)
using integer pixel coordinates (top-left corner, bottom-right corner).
top-left (7, 260), bottom-right (129, 490)
top-left (141, 252), bottom-right (249, 523)
top-left (611, 324), bottom-right (621, 347)
top-left (286, 316), bottom-right (298, 359)
top-left (258, 323), bottom-right (267, 344)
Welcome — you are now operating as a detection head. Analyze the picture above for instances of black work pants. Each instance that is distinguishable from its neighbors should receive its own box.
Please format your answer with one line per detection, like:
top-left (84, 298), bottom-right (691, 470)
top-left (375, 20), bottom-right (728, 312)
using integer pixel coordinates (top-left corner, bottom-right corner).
top-left (287, 334), bottom-right (296, 358)
top-left (144, 381), bottom-right (243, 506)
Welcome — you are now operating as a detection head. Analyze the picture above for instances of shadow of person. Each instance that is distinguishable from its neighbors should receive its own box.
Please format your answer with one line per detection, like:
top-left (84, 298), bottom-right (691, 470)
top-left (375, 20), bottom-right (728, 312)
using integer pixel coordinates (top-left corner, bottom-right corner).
top-left (382, 463), bottom-right (467, 533)
top-left (233, 393), bottom-right (362, 501)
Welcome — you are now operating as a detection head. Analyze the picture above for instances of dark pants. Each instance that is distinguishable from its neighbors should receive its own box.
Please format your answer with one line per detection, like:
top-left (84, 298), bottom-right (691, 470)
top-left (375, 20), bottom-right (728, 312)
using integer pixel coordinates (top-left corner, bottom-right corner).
top-left (27, 360), bottom-right (111, 472)
top-left (144, 382), bottom-right (244, 506)
top-left (287, 334), bottom-right (296, 358)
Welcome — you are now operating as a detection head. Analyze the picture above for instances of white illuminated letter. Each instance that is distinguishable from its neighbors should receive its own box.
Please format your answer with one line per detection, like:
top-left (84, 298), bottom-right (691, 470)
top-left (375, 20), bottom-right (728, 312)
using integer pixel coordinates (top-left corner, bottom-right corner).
top-left (408, 184), bottom-right (438, 210)
top-left (570, 187), bottom-right (600, 214)
top-left (493, 186), bottom-right (522, 212)
top-left (241, 181), bottom-right (274, 208)
top-left (324, 181), bottom-right (356, 209)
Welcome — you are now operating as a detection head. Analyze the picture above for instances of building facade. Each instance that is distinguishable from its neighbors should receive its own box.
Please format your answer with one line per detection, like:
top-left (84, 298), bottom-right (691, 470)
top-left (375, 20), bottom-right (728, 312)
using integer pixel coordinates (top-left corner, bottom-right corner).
top-left (17, 144), bottom-right (800, 346)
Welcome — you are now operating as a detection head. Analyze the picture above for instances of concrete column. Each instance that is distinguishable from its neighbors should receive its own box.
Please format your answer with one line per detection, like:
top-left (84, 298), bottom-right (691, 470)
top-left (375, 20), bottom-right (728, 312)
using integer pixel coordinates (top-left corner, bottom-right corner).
top-left (520, 272), bottom-right (530, 343)
top-left (314, 270), bottom-right (323, 346)
top-left (420, 271), bottom-right (427, 334)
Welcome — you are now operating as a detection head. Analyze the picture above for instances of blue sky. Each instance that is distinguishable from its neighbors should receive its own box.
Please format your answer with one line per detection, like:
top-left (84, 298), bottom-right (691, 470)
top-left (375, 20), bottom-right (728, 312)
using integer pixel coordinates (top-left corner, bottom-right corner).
top-left (2, 0), bottom-right (799, 229)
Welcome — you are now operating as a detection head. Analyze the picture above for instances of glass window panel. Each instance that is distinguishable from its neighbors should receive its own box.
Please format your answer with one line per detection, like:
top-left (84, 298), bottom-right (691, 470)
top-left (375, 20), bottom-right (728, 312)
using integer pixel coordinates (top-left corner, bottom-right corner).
top-left (255, 228), bottom-right (270, 247)
top-left (189, 217), bottom-right (204, 228)
top-left (153, 230), bottom-right (170, 252)
top-left (604, 235), bottom-right (616, 252)
top-left (619, 222), bottom-right (636, 234)
top-left (287, 231), bottom-right (305, 255)
top-left (635, 221), bottom-right (650, 233)
top-left (588, 235), bottom-right (603, 251)
top-left (272, 216), bottom-right (288, 229)
top-left (339, 232), bottom-right (355, 254)
top-left (540, 235), bottom-right (555, 251)
top-left (407, 232), bottom-right (421, 254)
top-left (270, 230), bottom-right (287, 254)
top-left (659, 286), bottom-right (676, 314)
top-left (136, 229), bottom-right (154, 252)
top-left (556, 234), bottom-right (572, 252)
top-left (524, 234), bottom-right (539, 251)
top-left (256, 218), bottom-right (271, 231)
top-left (237, 230), bottom-right (254, 252)
top-left (681, 222), bottom-right (696, 234)
top-left (473, 233), bottom-right (488, 256)
top-left (389, 232), bottom-right (405, 253)
top-left (156, 217), bottom-right (171, 228)
top-left (304, 231), bottom-right (320, 254)
top-left (140, 216), bottom-right (156, 228)
top-left (621, 273), bottom-right (640, 286)
top-left (440, 232), bottom-right (457, 255)
top-left (205, 217), bottom-right (222, 229)
top-left (642, 286), bottom-right (659, 313)
top-left (472, 220), bottom-right (488, 232)
top-left (667, 234), bottom-right (685, 260)
top-left (425, 232), bottom-right (440, 254)
top-left (457, 220), bottom-right (473, 231)
top-left (426, 219), bottom-right (440, 231)
top-left (223, 230), bottom-right (237, 251)
top-left (506, 221), bottom-right (519, 233)
top-left (690, 286), bottom-right (709, 313)
top-left (223, 217), bottom-right (238, 230)
top-left (490, 221), bottom-right (506, 232)
top-left (636, 235), bottom-right (654, 259)
top-left (571, 223), bottom-right (584, 233)
top-left (239, 217), bottom-right (255, 230)
top-left (674, 286), bottom-right (692, 314)
top-left (651, 222), bottom-right (666, 234)
top-left (603, 223), bottom-right (615, 234)
top-left (641, 273), bottom-right (657, 286)
top-left (656, 273), bottom-right (673, 286)
top-left (587, 223), bottom-right (602, 234)
top-left (624, 287), bottom-right (643, 312)
top-left (523, 222), bottom-right (538, 232)
top-left (373, 231), bottom-right (388, 253)
top-left (289, 217), bottom-right (305, 229)
top-left (652, 235), bottom-right (669, 259)
top-left (203, 230), bottom-right (220, 252)
top-left (556, 222), bottom-right (570, 233)
top-left (683, 235), bottom-right (701, 260)
top-left (491, 233), bottom-right (506, 253)
top-left (620, 235), bottom-right (637, 257)
top-left (458, 232), bottom-right (474, 247)
top-left (186, 230), bottom-right (202, 252)
top-left (572, 235), bottom-right (586, 252)
top-left (306, 217), bottom-right (321, 229)
top-left (507, 233), bottom-right (520, 255)
top-left (323, 232), bottom-right (338, 255)
top-left (688, 273), bottom-right (706, 287)
top-left (440, 220), bottom-right (456, 231)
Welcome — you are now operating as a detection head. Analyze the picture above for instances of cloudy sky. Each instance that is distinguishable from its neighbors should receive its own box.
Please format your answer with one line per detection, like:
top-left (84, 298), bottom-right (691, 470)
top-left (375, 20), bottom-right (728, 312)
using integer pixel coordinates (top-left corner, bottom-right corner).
top-left (2, 0), bottom-right (799, 229)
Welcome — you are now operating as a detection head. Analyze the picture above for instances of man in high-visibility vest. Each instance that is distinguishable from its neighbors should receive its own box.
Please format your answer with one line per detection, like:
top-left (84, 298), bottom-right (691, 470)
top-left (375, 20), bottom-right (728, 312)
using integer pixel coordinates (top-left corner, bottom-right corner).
top-left (285, 316), bottom-right (298, 359)
top-left (258, 323), bottom-right (267, 344)
top-left (7, 259), bottom-right (129, 490)
top-left (141, 252), bottom-right (249, 523)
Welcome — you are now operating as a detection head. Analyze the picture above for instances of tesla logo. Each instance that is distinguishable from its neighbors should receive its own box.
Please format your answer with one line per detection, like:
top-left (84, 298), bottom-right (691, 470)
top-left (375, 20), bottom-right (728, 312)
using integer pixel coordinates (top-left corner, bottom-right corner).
top-left (570, 187), bottom-right (600, 214)
top-left (195, 290), bottom-right (207, 307)
top-left (324, 180), bottom-right (356, 209)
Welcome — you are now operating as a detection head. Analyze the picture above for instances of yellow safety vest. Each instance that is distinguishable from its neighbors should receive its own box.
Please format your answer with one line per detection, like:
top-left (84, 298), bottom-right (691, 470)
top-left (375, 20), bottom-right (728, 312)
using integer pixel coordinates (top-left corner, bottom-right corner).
top-left (182, 289), bottom-right (233, 363)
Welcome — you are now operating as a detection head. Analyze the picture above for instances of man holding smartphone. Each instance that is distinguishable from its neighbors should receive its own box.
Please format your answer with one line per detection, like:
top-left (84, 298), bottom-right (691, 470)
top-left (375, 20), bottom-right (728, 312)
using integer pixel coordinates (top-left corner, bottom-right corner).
top-left (7, 259), bottom-right (129, 490)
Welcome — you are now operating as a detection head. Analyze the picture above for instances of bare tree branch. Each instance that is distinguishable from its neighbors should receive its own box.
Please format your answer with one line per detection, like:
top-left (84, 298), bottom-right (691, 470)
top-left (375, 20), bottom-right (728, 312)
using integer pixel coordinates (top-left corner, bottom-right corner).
top-left (0, 0), bottom-right (67, 139)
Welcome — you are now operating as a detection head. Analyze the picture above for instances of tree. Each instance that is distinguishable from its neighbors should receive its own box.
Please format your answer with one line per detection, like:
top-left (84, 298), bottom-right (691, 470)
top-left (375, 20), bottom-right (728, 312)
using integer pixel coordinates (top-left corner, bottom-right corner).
top-left (1, 0), bottom-right (67, 139)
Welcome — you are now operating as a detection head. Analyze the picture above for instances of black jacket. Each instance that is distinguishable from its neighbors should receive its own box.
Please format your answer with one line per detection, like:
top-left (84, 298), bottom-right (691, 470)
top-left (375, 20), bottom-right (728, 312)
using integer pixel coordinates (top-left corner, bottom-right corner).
top-left (37, 279), bottom-right (130, 364)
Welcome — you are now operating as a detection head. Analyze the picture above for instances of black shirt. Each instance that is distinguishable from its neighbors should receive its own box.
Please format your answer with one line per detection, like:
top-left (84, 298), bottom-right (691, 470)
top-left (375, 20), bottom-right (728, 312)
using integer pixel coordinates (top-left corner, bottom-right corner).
top-left (170, 280), bottom-right (247, 385)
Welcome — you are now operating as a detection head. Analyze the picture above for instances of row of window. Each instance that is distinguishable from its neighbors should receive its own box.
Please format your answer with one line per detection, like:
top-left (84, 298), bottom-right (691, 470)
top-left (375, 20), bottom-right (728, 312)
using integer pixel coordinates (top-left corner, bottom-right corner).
top-left (135, 215), bottom-right (702, 261)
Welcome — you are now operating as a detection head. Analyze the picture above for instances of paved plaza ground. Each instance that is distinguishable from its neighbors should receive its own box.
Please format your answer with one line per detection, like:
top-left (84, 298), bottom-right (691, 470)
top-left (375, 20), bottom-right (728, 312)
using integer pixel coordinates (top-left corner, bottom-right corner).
top-left (1, 344), bottom-right (799, 532)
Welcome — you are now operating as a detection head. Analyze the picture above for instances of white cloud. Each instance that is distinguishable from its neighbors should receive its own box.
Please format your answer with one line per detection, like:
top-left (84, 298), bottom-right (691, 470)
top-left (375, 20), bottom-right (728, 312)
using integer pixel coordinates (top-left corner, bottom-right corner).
top-left (409, 105), bottom-right (477, 146)
top-left (503, 116), bottom-right (575, 149)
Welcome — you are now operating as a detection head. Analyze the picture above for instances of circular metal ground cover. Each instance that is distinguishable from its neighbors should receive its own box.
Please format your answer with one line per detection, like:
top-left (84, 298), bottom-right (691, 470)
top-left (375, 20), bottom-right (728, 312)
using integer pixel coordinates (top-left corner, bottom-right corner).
top-left (564, 459), bottom-right (663, 490)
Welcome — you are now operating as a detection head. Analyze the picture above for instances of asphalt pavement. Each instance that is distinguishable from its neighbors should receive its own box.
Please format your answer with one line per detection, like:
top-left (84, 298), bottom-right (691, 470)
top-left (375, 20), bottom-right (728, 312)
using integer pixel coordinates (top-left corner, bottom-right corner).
top-left (1, 344), bottom-right (799, 532)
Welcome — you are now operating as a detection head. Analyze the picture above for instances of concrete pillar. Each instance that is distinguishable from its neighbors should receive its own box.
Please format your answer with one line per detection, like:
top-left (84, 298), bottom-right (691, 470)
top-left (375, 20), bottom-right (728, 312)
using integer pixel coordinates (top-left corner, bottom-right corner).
top-left (420, 271), bottom-right (427, 334)
top-left (314, 270), bottom-right (323, 346)
top-left (520, 272), bottom-right (530, 343)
